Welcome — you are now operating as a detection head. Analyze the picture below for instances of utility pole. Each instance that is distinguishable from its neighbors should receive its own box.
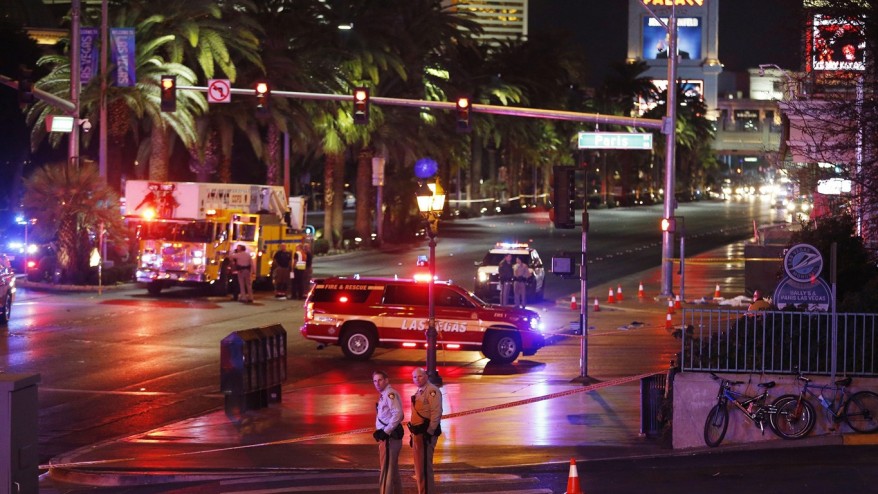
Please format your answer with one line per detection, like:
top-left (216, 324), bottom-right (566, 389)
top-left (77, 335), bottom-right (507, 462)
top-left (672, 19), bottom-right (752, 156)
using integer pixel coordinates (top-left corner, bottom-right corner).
top-left (638, 1), bottom-right (679, 298)
top-left (69, 0), bottom-right (82, 170)
top-left (99, 0), bottom-right (108, 180)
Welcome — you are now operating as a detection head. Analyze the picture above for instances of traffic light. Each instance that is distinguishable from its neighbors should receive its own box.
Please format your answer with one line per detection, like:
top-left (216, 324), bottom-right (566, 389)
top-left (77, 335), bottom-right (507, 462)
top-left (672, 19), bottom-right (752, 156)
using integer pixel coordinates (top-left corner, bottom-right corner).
top-left (353, 87), bottom-right (369, 125)
top-left (160, 75), bottom-right (176, 112)
top-left (255, 81), bottom-right (270, 115)
top-left (455, 96), bottom-right (471, 133)
top-left (661, 217), bottom-right (676, 233)
top-left (552, 166), bottom-right (576, 229)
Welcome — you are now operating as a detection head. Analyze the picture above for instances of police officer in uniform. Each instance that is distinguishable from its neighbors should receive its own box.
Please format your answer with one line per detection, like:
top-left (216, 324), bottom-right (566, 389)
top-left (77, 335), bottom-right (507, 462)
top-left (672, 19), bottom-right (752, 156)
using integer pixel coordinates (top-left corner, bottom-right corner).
top-left (372, 370), bottom-right (404, 494)
top-left (408, 368), bottom-right (442, 494)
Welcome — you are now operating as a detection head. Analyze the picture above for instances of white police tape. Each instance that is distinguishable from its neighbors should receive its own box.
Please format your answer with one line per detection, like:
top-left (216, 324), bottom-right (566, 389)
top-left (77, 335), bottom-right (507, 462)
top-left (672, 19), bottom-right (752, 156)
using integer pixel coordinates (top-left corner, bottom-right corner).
top-left (42, 370), bottom-right (661, 470)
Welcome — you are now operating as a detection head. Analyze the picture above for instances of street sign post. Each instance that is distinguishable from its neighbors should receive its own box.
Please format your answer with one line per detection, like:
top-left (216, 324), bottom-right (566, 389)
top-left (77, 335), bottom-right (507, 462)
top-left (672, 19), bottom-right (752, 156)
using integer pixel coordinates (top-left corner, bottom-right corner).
top-left (577, 132), bottom-right (653, 150)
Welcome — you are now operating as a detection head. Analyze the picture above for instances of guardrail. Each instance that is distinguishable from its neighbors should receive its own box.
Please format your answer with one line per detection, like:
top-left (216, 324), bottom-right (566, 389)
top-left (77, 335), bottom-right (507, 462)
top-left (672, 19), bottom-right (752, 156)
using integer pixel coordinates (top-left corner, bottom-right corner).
top-left (678, 308), bottom-right (878, 377)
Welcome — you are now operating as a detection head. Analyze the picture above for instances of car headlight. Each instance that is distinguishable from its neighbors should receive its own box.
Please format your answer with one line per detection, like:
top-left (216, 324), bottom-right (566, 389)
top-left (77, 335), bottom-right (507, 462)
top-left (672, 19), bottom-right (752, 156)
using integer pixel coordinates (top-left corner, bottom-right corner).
top-left (529, 317), bottom-right (542, 332)
top-left (478, 272), bottom-right (488, 283)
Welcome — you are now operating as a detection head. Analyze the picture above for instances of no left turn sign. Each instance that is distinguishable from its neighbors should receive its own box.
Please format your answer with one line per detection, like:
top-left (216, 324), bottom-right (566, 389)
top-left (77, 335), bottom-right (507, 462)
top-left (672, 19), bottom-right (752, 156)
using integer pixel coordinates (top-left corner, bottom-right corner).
top-left (208, 79), bottom-right (231, 103)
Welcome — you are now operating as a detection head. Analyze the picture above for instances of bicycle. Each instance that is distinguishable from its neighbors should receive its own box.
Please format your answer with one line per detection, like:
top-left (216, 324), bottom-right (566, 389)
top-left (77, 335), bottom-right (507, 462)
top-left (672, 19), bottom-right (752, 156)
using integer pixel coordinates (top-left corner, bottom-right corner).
top-left (703, 373), bottom-right (816, 447)
top-left (775, 373), bottom-right (878, 434)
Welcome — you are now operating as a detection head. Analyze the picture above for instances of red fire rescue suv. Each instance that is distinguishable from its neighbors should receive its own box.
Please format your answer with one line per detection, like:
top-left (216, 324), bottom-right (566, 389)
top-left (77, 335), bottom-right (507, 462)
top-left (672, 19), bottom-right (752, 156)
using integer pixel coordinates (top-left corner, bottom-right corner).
top-left (301, 277), bottom-right (546, 364)
top-left (124, 180), bottom-right (309, 295)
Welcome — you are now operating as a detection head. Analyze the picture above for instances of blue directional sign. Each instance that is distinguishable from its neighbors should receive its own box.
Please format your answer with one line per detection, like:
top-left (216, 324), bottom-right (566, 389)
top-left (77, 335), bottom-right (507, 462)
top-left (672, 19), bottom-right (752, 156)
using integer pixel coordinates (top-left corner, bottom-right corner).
top-left (577, 132), bottom-right (653, 150)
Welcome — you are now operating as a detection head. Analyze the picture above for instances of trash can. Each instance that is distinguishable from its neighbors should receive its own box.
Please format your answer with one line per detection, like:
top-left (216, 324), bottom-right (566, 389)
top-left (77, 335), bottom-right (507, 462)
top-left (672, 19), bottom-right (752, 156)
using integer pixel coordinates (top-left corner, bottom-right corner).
top-left (221, 324), bottom-right (287, 419)
top-left (640, 373), bottom-right (667, 438)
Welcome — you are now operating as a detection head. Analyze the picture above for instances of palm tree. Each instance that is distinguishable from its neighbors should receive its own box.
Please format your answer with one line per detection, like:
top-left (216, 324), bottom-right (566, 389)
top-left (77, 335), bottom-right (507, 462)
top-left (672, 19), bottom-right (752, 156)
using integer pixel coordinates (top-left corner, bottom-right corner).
top-left (22, 162), bottom-right (125, 284)
top-left (136, 0), bottom-right (263, 181)
top-left (645, 85), bottom-right (715, 198)
top-left (26, 4), bottom-right (208, 182)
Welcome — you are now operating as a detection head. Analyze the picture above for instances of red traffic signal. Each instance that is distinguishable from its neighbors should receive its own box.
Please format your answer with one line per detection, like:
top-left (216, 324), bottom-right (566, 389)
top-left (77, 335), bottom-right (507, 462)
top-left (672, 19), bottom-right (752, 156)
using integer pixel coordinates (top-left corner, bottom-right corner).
top-left (353, 87), bottom-right (369, 125)
top-left (255, 81), bottom-right (270, 115)
top-left (160, 75), bottom-right (176, 112)
top-left (455, 96), bottom-right (471, 133)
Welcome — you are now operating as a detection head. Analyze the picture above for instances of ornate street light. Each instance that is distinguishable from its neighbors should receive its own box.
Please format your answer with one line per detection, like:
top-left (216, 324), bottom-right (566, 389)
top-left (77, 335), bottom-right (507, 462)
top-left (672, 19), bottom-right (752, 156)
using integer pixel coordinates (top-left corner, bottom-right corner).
top-left (416, 178), bottom-right (445, 386)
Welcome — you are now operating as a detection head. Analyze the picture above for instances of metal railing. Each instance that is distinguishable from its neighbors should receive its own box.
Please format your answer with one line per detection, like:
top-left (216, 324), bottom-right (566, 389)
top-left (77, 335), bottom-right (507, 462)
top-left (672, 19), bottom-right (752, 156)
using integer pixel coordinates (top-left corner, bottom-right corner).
top-left (679, 308), bottom-right (878, 377)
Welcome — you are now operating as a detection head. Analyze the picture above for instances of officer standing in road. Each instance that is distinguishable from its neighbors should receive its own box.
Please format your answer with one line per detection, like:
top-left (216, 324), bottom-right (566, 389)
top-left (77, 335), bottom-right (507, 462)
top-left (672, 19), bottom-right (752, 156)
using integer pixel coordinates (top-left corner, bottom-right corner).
top-left (498, 253), bottom-right (514, 306)
top-left (408, 367), bottom-right (442, 494)
top-left (272, 244), bottom-right (292, 299)
top-left (372, 370), bottom-right (404, 494)
top-left (230, 245), bottom-right (253, 303)
top-left (291, 244), bottom-right (308, 299)
top-left (512, 256), bottom-right (529, 308)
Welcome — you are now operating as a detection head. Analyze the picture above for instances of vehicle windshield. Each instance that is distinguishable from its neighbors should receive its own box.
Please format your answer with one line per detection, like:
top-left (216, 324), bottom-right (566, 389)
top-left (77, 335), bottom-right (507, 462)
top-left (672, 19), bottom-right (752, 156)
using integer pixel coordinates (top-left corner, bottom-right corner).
top-left (131, 220), bottom-right (216, 243)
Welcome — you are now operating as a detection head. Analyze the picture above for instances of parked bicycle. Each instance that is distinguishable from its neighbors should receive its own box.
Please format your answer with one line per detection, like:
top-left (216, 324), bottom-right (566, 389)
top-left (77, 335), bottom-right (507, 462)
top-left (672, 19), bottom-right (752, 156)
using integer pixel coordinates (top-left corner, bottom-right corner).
top-left (775, 373), bottom-right (878, 434)
top-left (703, 373), bottom-right (816, 447)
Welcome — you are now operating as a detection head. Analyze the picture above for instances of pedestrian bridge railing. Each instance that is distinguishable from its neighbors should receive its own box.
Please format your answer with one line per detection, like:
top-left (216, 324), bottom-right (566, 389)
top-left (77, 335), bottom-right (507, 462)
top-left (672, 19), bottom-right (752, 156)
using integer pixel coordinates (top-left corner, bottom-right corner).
top-left (678, 308), bottom-right (878, 377)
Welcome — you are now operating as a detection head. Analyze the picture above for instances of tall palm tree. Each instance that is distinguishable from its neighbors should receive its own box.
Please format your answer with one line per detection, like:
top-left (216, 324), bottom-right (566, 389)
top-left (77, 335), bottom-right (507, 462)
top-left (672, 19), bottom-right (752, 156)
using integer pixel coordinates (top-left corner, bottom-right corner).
top-left (137, 0), bottom-right (263, 181)
top-left (22, 162), bottom-right (125, 284)
top-left (27, 3), bottom-right (208, 182)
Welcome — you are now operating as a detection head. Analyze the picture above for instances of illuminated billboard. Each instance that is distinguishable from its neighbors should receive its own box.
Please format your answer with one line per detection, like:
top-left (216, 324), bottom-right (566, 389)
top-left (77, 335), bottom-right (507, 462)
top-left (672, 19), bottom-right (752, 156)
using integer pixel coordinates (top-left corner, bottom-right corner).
top-left (808, 14), bottom-right (866, 72)
top-left (642, 17), bottom-right (702, 60)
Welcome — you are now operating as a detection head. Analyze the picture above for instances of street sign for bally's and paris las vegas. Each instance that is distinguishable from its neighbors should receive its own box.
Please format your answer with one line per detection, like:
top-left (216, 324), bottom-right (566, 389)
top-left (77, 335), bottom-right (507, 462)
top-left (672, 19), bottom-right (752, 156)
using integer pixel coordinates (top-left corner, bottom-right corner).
top-left (773, 243), bottom-right (832, 311)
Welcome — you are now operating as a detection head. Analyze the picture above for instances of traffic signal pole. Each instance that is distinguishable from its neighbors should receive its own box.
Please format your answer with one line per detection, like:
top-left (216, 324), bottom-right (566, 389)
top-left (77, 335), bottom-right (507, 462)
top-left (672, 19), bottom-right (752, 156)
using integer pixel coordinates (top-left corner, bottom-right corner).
top-left (176, 85), bottom-right (664, 130)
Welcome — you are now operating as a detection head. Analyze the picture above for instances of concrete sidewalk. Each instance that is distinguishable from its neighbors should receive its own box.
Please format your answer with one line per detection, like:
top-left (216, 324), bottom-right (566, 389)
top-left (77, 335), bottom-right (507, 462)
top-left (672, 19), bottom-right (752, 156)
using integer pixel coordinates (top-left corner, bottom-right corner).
top-left (43, 240), bottom-right (757, 490)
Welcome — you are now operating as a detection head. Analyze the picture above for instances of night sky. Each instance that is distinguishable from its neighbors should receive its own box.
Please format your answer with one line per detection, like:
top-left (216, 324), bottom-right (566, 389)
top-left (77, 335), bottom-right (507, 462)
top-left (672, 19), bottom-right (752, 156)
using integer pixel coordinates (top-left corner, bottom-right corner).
top-left (530, 0), bottom-right (803, 86)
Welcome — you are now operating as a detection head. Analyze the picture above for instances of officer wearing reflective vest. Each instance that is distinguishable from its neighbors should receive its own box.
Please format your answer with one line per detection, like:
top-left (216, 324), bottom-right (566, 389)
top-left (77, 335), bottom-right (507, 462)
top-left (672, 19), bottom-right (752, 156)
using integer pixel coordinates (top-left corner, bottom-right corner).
top-left (408, 367), bottom-right (442, 494)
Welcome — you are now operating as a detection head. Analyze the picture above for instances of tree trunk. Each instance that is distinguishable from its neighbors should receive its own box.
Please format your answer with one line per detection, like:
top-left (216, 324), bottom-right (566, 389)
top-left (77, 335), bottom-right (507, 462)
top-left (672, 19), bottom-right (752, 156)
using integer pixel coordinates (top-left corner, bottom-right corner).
top-left (148, 124), bottom-right (170, 181)
top-left (332, 154), bottom-right (345, 249)
top-left (266, 122), bottom-right (281, 185)
top-left (355, 148), bottom-right (372, 244)
top-left (323, 154), bottom-right (337, 249)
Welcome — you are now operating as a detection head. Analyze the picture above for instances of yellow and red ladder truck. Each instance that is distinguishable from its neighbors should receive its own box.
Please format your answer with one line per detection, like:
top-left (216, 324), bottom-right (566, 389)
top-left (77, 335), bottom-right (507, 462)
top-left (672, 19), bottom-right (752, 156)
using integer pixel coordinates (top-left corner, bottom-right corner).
top-left (124, 180), bottom-right (309, 295)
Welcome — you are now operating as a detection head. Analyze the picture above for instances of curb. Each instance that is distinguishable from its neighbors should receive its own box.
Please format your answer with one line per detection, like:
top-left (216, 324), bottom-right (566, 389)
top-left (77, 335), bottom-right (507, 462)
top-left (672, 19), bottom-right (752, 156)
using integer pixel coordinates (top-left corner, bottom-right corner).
top-left (16, 279), bottom-right (132, 293)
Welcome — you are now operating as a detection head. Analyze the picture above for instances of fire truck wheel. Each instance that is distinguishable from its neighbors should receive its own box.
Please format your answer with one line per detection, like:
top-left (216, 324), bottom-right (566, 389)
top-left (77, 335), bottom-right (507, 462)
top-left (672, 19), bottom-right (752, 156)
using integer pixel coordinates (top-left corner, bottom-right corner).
top-left (483, 331), bottom-right (521, 364)
top-left (341, 325), bottom-right (377, 360)
top-left (211, 260), bottom-right (231, 296)
top-left (147, 282), bottom-right (163, 296)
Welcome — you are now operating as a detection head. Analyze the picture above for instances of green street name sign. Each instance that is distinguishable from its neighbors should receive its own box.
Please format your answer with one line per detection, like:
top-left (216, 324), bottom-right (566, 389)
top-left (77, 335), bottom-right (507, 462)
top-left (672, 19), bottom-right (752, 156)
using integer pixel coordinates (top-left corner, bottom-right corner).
top-left (577, 132), bottom-right (653, 150)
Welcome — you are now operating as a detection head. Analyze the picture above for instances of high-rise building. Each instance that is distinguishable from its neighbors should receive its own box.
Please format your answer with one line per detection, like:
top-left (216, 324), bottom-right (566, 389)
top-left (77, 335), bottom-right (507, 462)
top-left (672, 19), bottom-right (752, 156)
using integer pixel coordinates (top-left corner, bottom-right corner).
top-left (444, 0), bottom-right (528, 46)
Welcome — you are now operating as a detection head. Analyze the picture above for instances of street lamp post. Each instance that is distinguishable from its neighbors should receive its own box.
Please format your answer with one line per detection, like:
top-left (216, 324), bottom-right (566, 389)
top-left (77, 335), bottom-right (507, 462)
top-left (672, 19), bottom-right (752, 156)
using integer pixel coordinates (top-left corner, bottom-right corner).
top-left (416, 179), bottom-right (446, 386)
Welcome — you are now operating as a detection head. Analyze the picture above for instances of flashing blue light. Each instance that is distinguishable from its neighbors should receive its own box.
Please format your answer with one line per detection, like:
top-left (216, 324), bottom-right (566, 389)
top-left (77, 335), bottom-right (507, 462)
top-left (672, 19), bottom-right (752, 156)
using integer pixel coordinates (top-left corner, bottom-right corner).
top-left (414, 158), bottom-right (438, 179)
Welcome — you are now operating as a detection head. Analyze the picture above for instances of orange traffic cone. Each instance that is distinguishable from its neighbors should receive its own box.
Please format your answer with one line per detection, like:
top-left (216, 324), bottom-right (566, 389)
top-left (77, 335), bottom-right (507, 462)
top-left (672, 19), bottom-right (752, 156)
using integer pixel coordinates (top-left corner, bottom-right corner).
top-left (674, 294), bottom-right (682, 309)
top-left (593, 297), bottom-right (600, 312)
top-left (616, 284), bottom-right (624, 301)
top-left (607, 288), bottom-right (616, 304)
top-left (564, 458), bottom-right (582, 494)
top-left (714, 284), bottom-right (722, 299)
top-left (570, 296), bottom-right (577, 310)
top-left (667, 299), bottom-right (675, 315)
top-left (638, 281), bottom-right (645, 298)
top-left (665, 312), bottom-right (673, 329)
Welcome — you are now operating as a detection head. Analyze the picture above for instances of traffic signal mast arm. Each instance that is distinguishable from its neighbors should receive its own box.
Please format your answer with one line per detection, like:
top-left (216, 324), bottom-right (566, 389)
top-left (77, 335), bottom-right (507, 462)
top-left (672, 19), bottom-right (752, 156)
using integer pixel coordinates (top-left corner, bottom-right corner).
top-left (0, 74), bottom-right (75, 114)
top-left (176, 84), bottom-right (664, 129)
